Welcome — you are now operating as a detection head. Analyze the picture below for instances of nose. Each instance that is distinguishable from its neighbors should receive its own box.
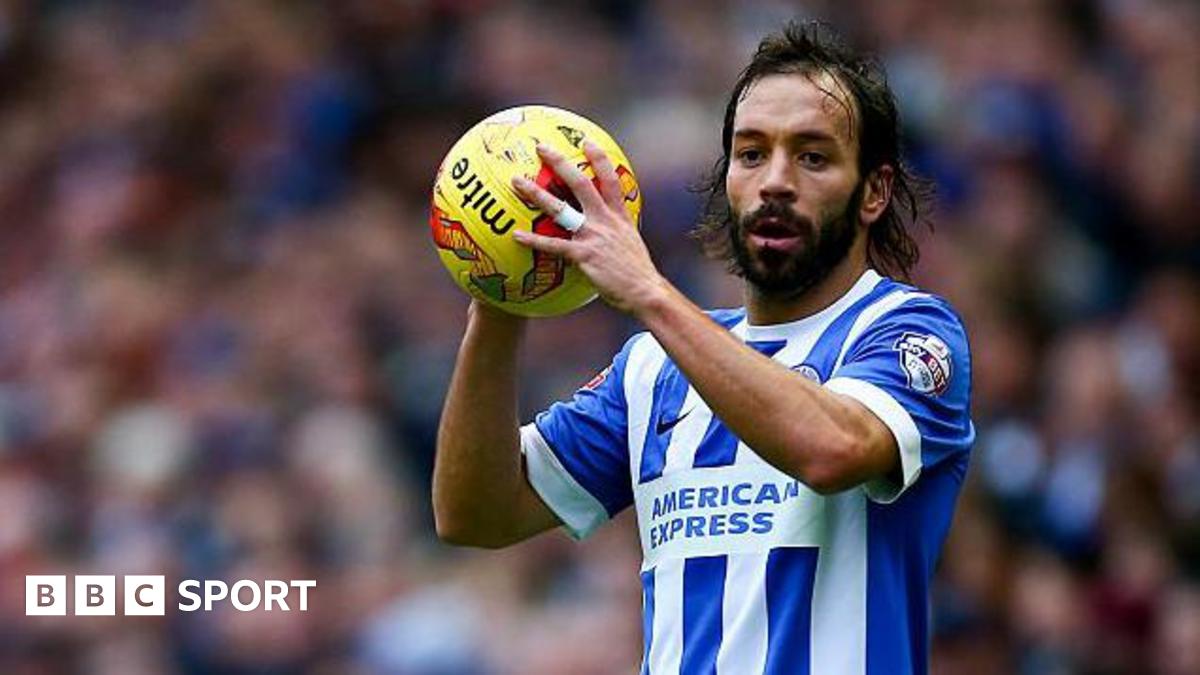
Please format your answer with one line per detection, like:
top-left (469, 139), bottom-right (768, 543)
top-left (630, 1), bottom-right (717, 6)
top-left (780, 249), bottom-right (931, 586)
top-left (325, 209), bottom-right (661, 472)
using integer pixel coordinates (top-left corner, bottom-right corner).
top-left (758, 151), bottom-right (797, 204)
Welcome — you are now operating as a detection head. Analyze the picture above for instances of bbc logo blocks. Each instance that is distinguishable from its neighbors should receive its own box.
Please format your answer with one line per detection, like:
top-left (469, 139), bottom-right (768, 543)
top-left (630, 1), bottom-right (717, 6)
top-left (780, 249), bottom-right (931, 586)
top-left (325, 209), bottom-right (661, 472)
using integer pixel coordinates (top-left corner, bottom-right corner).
top-left (76, 575), bottom-right (116, 616)
top-left (125, 575), bottom-right (167, 615)
top-left (27, 575), bottom-right (169, 616)
top-left (26, 575), bottom-right (314, 615)
top-left (25, 575), bottom-right (67, 616)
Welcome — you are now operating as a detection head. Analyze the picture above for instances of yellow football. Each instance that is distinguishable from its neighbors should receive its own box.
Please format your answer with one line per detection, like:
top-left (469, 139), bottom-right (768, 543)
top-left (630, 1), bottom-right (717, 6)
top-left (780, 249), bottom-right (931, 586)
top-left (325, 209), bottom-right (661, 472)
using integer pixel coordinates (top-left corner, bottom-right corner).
top-left (429, 106), bottom-right (642, 317)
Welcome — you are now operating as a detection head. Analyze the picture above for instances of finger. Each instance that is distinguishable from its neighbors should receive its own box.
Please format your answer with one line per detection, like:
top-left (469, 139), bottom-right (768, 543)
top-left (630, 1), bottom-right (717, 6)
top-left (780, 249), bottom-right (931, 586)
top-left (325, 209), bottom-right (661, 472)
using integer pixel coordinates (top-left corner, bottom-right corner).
top-left (553, 203), bottom-right (587, 233)
top-left (512, 175), bottom-right (587, 234)
top-left (512, 228), bottom-right (576, 258)
top-left (536, 143), bottom-right (605, 213)
top-left (583, 140), bottom-right (624, 210)
top-left (511, 174), bottom-right (565, 216)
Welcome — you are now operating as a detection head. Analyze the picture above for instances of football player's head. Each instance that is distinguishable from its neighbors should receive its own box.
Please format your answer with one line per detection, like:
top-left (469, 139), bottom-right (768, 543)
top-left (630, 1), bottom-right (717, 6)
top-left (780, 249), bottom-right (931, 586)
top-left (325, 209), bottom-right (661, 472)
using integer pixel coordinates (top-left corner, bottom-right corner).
top-left (694, 21), bottom-right (932, 297)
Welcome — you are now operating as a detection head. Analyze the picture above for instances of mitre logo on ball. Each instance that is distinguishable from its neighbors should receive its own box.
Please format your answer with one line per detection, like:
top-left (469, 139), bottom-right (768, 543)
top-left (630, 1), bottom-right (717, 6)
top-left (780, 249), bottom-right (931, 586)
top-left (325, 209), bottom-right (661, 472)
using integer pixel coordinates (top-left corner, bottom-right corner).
top-left (430, 106), bottom-right (642, 317)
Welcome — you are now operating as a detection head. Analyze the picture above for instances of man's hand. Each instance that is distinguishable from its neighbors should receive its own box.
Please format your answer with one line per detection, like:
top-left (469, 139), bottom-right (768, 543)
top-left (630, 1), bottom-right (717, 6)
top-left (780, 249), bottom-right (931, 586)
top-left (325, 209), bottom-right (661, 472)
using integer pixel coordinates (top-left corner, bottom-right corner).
top-left (511, 142), bottom-right (669, 316)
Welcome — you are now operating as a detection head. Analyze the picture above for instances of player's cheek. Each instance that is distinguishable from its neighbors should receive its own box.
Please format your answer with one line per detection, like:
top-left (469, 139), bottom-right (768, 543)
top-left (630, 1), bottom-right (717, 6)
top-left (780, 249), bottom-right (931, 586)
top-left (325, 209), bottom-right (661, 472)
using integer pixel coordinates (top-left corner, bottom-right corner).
top-left (725, 169), bottom-right (754, 217)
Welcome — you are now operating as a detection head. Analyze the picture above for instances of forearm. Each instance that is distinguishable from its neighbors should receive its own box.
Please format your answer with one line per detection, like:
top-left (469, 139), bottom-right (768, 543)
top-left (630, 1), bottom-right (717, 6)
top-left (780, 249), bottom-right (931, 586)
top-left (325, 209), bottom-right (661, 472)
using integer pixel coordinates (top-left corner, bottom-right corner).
top-left (633, 284), bottom-right (890, 492)
top-left (433, 303), bottom-right (554, 546)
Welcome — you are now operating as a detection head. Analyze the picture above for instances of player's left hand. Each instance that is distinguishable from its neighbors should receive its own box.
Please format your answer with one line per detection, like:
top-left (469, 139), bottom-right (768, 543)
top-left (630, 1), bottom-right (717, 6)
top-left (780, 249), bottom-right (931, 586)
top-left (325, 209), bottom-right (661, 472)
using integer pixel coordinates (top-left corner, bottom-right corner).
top-left (511, 142), bottom-right (669, 316)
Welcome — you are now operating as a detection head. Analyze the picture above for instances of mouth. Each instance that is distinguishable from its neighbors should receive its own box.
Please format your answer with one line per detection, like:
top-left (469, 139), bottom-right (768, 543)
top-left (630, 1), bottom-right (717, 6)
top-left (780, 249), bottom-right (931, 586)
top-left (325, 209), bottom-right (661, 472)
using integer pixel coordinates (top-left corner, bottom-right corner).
top-left (747, 216), bottom-right (805, 252)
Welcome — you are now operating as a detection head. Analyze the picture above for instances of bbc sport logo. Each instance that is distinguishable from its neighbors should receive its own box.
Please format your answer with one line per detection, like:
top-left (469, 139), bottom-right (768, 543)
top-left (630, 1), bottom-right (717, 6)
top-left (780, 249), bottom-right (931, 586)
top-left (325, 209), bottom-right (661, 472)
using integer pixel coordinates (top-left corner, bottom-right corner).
top-left (26, 575), bottom-right (315, 616)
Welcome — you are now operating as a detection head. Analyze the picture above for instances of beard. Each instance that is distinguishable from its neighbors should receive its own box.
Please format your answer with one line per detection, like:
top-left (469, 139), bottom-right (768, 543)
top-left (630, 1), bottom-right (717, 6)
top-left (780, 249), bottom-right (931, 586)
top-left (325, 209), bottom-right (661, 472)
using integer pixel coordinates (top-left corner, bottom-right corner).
top-left (728, 183), bottom-right (863, 299)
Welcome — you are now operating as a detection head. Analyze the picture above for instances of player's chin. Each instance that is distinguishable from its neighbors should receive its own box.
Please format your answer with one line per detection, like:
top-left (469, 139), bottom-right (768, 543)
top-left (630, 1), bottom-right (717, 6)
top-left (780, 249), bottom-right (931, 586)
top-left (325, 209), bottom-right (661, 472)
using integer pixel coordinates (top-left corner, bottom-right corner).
top-left (745, 257), bottom-right (803, 292)
top-left (732, 233), bottom-right (808, 287)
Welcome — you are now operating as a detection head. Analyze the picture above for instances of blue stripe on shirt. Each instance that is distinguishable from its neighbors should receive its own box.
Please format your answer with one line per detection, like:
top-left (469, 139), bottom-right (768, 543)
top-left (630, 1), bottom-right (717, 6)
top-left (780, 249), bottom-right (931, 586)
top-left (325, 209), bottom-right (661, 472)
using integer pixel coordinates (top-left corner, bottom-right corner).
top-left (866, 454), bottom-right (969, 674)
top-left (764, 547), bottom-right (820, 675)
top-left (681, 556), bottom-right (727, 675)
top-left (638, 360), bottom-right (691, 483)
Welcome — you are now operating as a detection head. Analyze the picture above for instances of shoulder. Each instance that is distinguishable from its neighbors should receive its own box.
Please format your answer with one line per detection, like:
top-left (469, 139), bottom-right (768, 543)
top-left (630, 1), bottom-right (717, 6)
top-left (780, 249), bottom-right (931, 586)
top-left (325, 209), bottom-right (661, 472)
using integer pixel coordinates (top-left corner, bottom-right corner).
top-left (851, 281), bottom-right (969, 350)
top-left (838, 281), bottom-right (971, 399)
top-left (610, 330), bottom-right (660, 381)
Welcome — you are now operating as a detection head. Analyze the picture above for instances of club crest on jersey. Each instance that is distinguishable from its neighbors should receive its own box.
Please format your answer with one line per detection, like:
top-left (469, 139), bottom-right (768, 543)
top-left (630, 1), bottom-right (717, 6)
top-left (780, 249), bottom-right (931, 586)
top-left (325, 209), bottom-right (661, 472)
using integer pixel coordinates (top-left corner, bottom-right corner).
top-left (894, 332), bottom-right (951, 396)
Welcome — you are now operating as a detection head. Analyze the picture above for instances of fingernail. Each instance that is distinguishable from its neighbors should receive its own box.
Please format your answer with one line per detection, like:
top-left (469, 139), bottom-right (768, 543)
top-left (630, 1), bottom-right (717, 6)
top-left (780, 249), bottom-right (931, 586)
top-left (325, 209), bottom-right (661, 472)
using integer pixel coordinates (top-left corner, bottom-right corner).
top-left (512, 230), bottom-right (528, 241)
top-left (511, 175), bottom-right (529, 188)
top-left (535, 142), bottom-right (549, 153)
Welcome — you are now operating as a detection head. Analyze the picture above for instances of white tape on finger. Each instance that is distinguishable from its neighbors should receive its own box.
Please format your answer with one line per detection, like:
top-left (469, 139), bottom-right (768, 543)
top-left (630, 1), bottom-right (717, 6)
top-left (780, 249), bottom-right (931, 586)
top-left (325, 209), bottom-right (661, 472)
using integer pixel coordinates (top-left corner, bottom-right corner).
top-left (554, 203), bottom-right (587, 232)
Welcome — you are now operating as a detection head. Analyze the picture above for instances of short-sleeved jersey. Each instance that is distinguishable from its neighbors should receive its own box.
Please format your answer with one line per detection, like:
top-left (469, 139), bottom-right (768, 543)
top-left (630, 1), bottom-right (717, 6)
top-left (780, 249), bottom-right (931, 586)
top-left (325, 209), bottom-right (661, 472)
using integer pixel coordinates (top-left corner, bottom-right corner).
top-left (520, 270), bottom-right (974, 675)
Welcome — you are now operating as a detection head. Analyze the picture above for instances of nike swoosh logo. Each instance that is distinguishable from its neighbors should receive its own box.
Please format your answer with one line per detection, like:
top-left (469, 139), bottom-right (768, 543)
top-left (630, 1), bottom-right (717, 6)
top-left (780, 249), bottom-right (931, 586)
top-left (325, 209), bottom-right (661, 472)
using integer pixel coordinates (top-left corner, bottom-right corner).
top-left (656, 408), bottom-right (692, 435)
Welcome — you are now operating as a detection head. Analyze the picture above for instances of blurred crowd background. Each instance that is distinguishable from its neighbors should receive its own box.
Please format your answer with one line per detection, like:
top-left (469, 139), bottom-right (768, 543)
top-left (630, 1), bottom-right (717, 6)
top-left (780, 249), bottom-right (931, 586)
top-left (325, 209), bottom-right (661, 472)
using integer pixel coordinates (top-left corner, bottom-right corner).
top-left (0, 0), bottom-right (1197, 673)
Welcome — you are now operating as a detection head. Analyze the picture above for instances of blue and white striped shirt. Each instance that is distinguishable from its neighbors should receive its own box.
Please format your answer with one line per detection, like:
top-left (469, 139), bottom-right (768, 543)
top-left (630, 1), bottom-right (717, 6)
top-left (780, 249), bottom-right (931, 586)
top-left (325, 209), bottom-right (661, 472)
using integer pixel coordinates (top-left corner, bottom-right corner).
top-left (521, 269), bottom-right (975, 674)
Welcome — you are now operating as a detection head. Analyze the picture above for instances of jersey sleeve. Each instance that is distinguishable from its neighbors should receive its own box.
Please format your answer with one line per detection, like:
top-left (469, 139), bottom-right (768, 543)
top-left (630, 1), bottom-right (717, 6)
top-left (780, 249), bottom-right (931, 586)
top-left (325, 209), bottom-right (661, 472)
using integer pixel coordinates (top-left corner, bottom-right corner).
top-left (824, 297), bottom-right (974, 503)
top-left (520, 334), bottom-right (641, 539)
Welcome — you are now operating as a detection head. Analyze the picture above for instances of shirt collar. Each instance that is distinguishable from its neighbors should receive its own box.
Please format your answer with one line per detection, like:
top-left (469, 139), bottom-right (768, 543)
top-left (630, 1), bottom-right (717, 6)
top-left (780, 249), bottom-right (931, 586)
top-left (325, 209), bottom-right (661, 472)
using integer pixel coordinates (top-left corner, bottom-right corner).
top-left (740, 269), bottom-right (883, 341)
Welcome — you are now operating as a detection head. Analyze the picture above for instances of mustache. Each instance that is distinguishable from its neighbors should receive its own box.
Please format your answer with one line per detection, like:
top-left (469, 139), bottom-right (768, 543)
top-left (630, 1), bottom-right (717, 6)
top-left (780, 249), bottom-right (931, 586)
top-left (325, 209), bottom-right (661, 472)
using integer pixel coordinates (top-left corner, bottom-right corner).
top-left (741, 202), bottom-right (812, 234)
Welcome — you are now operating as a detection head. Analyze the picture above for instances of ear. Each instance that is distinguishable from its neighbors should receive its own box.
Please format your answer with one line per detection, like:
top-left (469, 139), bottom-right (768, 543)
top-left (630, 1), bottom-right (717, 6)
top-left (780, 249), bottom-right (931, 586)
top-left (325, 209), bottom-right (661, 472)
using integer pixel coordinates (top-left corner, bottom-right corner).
top-left (858, 165), bottom-right (894, 227)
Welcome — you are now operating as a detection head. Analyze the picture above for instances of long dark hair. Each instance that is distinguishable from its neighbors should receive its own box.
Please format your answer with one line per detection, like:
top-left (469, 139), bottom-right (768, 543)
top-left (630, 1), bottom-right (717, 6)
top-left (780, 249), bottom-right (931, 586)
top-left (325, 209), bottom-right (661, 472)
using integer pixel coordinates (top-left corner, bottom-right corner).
top-left (692, 21), bottom-right (932, 281)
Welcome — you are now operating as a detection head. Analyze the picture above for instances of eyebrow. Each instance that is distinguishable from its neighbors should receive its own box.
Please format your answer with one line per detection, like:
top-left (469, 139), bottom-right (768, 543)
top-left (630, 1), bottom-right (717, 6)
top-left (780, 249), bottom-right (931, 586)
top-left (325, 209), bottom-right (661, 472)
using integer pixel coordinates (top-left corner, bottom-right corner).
top-left (732, 128), bottom-right (839, 143)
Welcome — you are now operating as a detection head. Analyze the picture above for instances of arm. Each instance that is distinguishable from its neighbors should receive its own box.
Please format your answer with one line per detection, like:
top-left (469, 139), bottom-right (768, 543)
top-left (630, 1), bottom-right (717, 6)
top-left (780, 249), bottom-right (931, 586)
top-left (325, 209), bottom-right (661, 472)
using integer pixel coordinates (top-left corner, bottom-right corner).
top-left (512, 142), bottom-right (897, 494)
top-left (432, 301), bottom-right (560, 548)
top-left (632, 285), bottom-right (898, 493)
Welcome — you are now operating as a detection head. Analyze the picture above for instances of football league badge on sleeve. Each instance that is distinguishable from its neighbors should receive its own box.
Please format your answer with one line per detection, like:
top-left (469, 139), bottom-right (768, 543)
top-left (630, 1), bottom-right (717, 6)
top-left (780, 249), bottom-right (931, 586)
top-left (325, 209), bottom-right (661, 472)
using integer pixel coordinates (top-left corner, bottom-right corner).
top-left (894, 332), bottom-right (952, 396)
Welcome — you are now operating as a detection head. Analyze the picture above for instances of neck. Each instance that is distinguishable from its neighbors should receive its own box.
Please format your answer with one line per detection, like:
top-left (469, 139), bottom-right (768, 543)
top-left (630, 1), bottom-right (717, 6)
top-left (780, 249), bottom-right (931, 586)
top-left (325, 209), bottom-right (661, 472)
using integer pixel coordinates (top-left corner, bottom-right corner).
top-left (744, 248), bottom-right (869, 325)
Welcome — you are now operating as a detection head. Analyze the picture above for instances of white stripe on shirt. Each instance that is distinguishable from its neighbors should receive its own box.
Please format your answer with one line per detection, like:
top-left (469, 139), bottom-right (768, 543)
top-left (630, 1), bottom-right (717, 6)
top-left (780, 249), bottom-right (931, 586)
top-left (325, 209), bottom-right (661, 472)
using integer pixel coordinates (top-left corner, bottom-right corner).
top-left (649, 558), bottom-right (685, 674)
top-left (716, 552), bottom-right (769, 674)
